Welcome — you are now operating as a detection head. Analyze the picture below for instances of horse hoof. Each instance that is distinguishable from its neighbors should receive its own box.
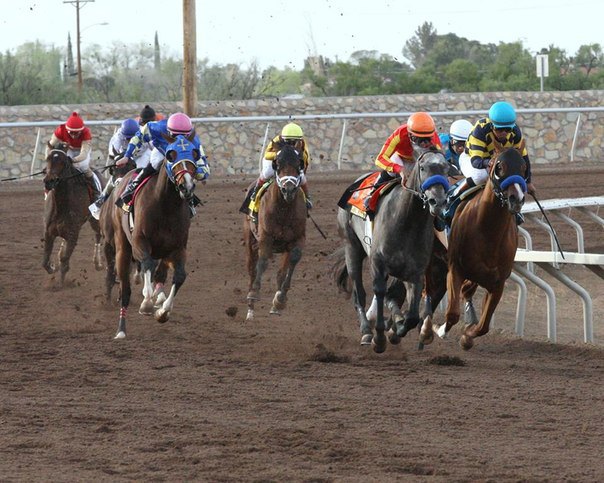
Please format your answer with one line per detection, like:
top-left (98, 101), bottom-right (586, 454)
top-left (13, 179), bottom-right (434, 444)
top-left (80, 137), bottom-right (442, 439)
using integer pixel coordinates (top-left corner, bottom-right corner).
top-left (371, 334), bottom-right (387, 354)
top-left (139, 300), bottom-right (154, 315)
top-left (114, 331), bottom-right (126, 340)
top-left (419, 330), bottom-right (434, 346)
top-left (387, 328), bottom-right (401, 345)
top-left (245, 309), bottom-right (254, 321)
top-left (155, 309), bottom-right (170, 324)
top-left (460, 334), bottom-right (474, 350)
top-left (360, 334), bottom-right (373, 346)
top-left (269, 307), bottom-right (281, 315)
top-left (272, 291), bottom-right (287, 311)
top-left (435, 324), bottom-right (448, 339)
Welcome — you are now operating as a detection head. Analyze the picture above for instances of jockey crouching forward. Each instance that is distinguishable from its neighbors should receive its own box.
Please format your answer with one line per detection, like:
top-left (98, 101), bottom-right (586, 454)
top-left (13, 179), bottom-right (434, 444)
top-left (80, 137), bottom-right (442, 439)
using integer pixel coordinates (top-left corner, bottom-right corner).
top-left (364, 111), bottom-right (442, 215)
top-left (438, 119), bottom-right (473, 173)
top-left (45, 111), bottom-right (100, 201)
top-left (89, 118), bottom-right (152, 219)
top-left (247, 122), bottom-right (312, 222)
top-left (450, 101), bottom-right (535, 225)
top-left (115, 112), bottom-right (210, 216)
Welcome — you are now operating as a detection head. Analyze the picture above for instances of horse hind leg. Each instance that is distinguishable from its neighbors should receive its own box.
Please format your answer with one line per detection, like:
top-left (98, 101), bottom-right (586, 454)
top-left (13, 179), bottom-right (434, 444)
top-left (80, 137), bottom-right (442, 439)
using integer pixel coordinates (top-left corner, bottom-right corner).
top-left (462, 280), bottom-right (479, 326)
top-left (42, 233), bottom-right (57, 274)
top-left (461, 284), bottom-right (504, 350)
top-left (58, 236), bottom-right (78, 285)
top-left (114, 243), bottom-right (132, 339)
top-left (103, 242), bottom-right (116, 302)
top-left (90, 218), bottom-right (103, 271)
top-left (154, 259), bottom-right (186, 324)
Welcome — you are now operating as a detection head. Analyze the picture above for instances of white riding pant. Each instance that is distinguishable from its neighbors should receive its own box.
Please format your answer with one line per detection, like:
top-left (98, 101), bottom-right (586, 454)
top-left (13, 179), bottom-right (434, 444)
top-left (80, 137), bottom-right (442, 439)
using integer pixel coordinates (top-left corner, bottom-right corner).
top-left (134, 149), bottom-right (152, 169)
top-left (261, 158), bottom-right (307, 184)
top-left (459, 152), bottom-right (488, 185)
top-left (67, 148), bottom-right (92, 174)
top-left (150, 148), bottom-right (166, 170)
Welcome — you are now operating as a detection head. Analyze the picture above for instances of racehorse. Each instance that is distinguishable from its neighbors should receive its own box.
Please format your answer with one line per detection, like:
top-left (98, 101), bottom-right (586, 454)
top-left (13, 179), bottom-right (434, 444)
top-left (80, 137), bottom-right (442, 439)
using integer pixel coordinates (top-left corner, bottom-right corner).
top-left (244, 143), bottom-right (307, 321)
top-left (42, 146), bottom-right (104, 284)
top-left (424, 147), bottom-right (527, 350)
top-left (101, 134), bottom-right (202, 339)
top-left (333, 145), bottom-right (450, 353)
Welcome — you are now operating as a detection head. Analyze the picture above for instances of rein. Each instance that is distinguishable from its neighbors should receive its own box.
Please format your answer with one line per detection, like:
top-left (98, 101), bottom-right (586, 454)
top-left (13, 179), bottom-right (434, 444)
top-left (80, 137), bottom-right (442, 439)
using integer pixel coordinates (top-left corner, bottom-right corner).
top-left (401, 151), bottom-right (449, 208)
top-left (1, 170), bottom-right (45, 182)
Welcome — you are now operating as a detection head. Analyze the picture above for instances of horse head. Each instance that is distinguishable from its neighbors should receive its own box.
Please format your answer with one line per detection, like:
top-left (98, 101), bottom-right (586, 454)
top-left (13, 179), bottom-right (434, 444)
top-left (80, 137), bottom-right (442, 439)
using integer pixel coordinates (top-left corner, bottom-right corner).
top-left (489, 147), bottom-right (527, 214)
top-left (408, 145), bottom-right (450, 217)
top-left (164, 134), bottom-right (201, 201)
top-left (273, 143), bottom-right (302, 203)
top-left (43, 149), bottom-right (72, 191)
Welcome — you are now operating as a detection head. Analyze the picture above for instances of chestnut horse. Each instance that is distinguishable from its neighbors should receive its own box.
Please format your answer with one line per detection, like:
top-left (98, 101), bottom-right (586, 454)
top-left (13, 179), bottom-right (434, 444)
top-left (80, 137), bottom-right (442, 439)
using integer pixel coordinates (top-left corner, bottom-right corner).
top-left (423, 147), bottom-right (527, 350)
top-left (244, 143), bottom-right (307, 321)
top-left (42, 148), bottom-right (104, 284)
top-left (101, 134), bottom-right (202, 339)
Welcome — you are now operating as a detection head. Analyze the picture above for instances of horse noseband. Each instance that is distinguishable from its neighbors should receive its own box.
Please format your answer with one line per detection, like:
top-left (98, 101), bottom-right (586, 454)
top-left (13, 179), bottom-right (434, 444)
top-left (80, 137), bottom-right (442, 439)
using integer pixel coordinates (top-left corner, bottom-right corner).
top-left (276, 173), bottom-right (301, 189)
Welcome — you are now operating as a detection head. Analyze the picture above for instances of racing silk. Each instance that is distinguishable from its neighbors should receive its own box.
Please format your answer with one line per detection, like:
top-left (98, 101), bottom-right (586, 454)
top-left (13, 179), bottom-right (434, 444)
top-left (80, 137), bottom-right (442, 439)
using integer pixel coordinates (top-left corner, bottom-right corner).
top-left (466, 118), bottom-right (532, 182)
top-left (47, 124), bottom-right (92, 162)
top-left (376, 124), bottom-right (441, 172)
top-left (123, 119), bottom-right (206, 160)
top-left (263, 135), bottom-right (311, 172)
top-left (108, 129), bottom-right (150, 160)
top-left (438, 133), bottom-right (461, 168)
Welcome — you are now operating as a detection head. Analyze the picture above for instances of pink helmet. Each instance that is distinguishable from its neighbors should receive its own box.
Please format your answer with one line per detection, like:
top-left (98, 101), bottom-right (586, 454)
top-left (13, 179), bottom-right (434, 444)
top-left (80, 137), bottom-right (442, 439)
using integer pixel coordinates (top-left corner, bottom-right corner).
top-left (167, 112), bottom-right (193, 135)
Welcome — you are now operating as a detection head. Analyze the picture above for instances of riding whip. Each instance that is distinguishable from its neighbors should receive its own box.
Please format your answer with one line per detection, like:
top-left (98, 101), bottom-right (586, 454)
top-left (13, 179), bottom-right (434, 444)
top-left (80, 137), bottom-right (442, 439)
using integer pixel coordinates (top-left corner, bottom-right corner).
top-left (0, 170), bottom-right (45, 182)
top-left (308, 212), bottom-right (327, 239)
top-left (530, 193), bottom-right (565, 260)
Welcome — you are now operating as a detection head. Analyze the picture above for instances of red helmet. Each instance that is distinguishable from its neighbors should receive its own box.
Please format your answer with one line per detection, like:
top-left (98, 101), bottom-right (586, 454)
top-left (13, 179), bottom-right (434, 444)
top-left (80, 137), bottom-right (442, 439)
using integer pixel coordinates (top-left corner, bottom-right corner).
top-left (167, 112), bottom-right (193, 136)
top-left (66, 111), bottom-right (85, 132)
top-left (407, 112), bottom-right (436, 137)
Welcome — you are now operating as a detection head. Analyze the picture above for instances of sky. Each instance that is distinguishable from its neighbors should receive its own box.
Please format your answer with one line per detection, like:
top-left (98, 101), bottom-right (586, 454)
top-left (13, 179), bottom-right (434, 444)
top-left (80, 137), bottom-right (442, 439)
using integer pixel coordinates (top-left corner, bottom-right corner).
top-left (1, 0), bottom-right (602, 70)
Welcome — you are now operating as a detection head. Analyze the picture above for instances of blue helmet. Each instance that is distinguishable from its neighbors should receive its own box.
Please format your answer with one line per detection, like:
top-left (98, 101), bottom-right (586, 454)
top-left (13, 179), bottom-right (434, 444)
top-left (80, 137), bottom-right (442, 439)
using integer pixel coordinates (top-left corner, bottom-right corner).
top-left (120, 118), bottom-right (139, 139)
top-left (488, 101), bottom-right (516, 129)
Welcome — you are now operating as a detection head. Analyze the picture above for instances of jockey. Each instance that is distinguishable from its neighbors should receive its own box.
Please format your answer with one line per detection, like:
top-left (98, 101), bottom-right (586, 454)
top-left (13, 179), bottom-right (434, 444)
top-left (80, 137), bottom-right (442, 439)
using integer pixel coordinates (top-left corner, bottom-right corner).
top-left (137, 104), bottom-right (165, 125)
top-left (364, 111), bottom-right (442, 211)
top-left (438, 119), bottom-right (473, 171)
top-left (45, 111), bottom-right (100, 200)
top-left (247, 122), bottom-right (312, 220)
top-left (89, 118), bottom-right (151, 219)
top-left (450, 101), bottom-right (535, 224)
top-left (115, 112), bottom-right (210, 215)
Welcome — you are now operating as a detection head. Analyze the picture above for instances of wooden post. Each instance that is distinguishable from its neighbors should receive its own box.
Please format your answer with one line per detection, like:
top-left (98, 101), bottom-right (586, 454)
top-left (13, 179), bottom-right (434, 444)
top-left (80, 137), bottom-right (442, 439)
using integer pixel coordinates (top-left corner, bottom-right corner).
top-left (182, 0), bottom-right (197, 117)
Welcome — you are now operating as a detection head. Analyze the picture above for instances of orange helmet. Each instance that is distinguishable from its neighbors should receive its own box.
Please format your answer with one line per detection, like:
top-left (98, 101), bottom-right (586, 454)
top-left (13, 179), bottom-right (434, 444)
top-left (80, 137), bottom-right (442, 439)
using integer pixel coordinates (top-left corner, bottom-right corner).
top-left (407, 112), bottom-right (436, 137)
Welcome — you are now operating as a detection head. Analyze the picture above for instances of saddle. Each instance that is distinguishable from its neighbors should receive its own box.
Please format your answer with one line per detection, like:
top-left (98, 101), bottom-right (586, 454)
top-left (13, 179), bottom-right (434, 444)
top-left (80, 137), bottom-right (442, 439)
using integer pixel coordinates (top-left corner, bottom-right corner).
top-left (337, 172), bottom-right (398, 220)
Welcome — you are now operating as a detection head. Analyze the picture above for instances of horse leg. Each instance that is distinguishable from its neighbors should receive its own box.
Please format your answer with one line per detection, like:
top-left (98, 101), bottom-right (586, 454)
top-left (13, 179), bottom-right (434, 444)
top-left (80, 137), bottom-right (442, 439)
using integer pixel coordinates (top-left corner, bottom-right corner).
top-left (461, 280), bottom-right (479, 326)
top-left (155, 257), bottom-right (186, 324)
top-left (103, 242), bottom-right (116, 302)
top-left (90, 218), bottom-right (103, 271)
top-left (460, 284), bottom-right (504, 350)
top-left (436, 267), bottom-right (463, 339)
top-left (152, 260), bottom-right (169, 308)
top-left (371, 261), bottom-right (388, 354)
top-left (114, 242), bottom-right (132, 339)
top-left (42, 232), bottom-right (57, 274)
top-left (133, 260), bottom-right (143, 285)
top-left (245, 225), bottom-right (260, 322)
top-left (139, 256), bottom-right (159, 315)
top-left (271, 246), bottom-right (302, 314)
top-left (345, 244), bottom-right (371, 345)
top-left (396, 280), bottom-right (423, 338)
top-left (385, 279), bottom-right (405, 345)
top-left (58, 235), bottom-right (79, 285)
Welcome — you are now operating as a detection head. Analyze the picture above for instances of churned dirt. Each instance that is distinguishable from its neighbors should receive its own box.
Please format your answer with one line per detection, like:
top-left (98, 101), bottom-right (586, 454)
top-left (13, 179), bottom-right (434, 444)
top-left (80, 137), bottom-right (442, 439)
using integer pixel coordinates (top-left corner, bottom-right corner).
top-left (1, 165), bottom-right (603, 482)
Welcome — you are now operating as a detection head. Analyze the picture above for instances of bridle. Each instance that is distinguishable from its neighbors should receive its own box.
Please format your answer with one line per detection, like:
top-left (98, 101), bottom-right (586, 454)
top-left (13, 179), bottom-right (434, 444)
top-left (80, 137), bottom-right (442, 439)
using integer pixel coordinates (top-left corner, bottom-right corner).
top-left (489, 156), bottom-right (527, 207)
top-left (44, 149), bottom-right (84, 189)
top-left (401, 150), bottom-right (449, 208)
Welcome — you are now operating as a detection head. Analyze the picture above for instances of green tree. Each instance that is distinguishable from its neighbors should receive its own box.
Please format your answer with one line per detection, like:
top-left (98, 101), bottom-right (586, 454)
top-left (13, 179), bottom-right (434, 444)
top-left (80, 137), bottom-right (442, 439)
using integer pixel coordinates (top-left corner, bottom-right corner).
top-left (402, 22), bottom-right (438, 68)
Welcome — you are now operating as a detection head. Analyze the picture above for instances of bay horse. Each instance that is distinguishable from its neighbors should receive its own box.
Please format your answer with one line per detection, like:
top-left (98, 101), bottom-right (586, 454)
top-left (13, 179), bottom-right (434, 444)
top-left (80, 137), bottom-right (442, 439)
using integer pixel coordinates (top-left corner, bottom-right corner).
top-left (42, 147), bottom-right (104, 284)
top-left (333, 145), bottom-right (450, 353)
top-left (244, 143), bottom-right (307, 321)
top-left (101, 134), bottom-right (202, 339)
top-left (424, 147), bottom-right (527, 350)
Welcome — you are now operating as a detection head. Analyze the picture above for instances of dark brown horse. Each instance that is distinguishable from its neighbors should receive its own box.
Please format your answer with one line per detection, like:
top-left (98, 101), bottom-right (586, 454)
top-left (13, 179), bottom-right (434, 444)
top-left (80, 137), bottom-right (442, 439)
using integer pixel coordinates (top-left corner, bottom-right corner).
top-left (244, 143), bottom-right (307, 321)
top-left (42, 147), bottom-right (104, 284)
top-left (423, 147), bottom-right (527, 350)
top-left (101, 134), bottom-right (202, 339)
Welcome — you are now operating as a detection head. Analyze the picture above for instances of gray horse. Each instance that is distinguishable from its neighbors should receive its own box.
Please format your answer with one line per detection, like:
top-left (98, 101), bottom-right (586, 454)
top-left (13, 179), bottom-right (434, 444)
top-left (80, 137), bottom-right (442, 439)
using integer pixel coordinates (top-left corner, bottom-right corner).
top-left (334, 145), bottom-right (450, 353)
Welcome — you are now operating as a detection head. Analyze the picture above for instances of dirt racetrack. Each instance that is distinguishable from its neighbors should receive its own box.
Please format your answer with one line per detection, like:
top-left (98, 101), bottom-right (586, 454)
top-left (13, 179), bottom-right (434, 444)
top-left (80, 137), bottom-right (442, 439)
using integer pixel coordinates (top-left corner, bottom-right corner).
top-left (1, 165), bottom-right (604, 482)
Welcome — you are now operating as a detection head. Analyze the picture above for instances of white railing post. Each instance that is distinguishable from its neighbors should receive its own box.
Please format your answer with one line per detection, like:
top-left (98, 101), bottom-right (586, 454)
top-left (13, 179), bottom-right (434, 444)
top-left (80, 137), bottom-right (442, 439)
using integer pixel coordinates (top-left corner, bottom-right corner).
top-left (337, 119), bottom-right (348, 170)
top-left (30, 128), bottom-right (42, 175)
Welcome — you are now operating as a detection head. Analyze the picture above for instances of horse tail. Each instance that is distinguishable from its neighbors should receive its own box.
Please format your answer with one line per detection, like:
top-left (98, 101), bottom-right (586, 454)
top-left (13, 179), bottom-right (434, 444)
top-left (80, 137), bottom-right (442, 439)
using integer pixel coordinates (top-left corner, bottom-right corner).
top-left (329, 246), bottom-right (352, 299)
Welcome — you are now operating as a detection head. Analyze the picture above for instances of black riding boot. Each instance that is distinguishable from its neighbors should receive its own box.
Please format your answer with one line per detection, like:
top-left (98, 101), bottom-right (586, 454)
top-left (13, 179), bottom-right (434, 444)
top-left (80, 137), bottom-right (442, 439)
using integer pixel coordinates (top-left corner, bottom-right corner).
top-left (116, 164), bottom-right (156, 211)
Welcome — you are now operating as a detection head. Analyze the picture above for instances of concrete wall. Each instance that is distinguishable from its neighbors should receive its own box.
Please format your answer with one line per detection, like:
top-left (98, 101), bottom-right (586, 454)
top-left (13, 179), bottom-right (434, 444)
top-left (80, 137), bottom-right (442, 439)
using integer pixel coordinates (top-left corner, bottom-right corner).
top-left (0, 90), bottom-right (602, 179)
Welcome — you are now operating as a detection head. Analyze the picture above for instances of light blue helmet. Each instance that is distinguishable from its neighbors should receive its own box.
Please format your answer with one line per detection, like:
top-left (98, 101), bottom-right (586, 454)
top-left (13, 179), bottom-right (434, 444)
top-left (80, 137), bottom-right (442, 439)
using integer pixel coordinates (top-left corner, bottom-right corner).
top-left (120, 118), bottom-right (139, 139)
top-left (488, 101), bottom-right (516, 129)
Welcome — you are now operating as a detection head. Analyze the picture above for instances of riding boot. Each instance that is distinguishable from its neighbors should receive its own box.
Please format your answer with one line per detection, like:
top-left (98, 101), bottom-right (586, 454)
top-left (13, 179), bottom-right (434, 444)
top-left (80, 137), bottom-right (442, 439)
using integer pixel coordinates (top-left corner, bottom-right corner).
top-left (443, 177), bottom-right (475, 224)
top-left (363, 170), bottom-right (391, 212)
top-left (248, 177), bottom-right (265, 222)
top-left (300, 182), bottom-right (313, 210)
top-left (116, 164), bottom-right (156, 212)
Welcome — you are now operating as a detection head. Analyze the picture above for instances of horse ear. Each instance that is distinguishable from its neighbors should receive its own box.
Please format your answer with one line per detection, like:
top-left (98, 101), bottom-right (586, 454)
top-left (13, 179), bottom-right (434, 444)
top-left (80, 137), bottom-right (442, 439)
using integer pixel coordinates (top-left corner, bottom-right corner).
top-left (187, 130), bottom-right (196, 142)
top-left (192, 149), bottom-right (201, 161)
top-left (166, 150), bottom-right (177, 162)
top-left (162, 132), bottom-right (175, 143)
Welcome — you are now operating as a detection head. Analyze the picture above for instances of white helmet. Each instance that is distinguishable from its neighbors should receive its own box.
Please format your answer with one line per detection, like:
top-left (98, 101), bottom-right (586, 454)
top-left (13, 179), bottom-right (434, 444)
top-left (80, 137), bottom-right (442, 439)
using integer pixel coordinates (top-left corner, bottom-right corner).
top-left (449, 119), bottom-right (473, 141)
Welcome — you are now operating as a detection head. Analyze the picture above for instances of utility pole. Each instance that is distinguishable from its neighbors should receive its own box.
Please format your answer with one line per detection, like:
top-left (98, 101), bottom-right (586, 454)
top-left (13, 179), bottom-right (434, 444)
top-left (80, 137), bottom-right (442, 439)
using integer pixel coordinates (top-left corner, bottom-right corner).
top-left (64, 0), bottom-right (95, 92)
top-left (182, 0), bottom-right (198, 117)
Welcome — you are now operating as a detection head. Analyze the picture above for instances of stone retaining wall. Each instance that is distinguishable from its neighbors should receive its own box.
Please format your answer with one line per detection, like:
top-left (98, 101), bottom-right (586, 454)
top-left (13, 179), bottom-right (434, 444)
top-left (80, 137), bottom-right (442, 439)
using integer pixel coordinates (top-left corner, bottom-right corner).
top-left (0, 90), bottom-right (602, 180)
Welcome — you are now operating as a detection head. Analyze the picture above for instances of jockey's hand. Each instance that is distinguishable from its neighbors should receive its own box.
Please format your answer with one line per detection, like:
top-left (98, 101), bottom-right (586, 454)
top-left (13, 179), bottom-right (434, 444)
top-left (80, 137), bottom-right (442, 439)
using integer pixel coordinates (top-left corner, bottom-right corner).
top-left (116, 156), bottom-right (130, 167)
top-left (392, 164), bottom-right (402, 175)
top-left (527, 182), bottom-right (536, 196)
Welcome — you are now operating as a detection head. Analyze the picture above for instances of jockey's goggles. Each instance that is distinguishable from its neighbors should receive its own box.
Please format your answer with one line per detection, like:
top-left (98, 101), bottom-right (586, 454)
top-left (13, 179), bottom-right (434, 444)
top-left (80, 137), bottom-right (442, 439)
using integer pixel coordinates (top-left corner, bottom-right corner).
top-left (451, 139), bottom-right (465, 148)
top-left (493, 126), bottom-right (513, 133)
top-left (283, 138), bottom-right (301, 146)
top-left (410, 135), bottom-right (432, 147)
top-left (67, 129), bottom-right (82, 136)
